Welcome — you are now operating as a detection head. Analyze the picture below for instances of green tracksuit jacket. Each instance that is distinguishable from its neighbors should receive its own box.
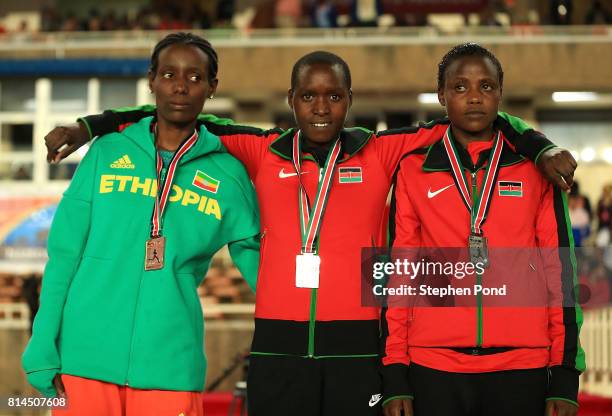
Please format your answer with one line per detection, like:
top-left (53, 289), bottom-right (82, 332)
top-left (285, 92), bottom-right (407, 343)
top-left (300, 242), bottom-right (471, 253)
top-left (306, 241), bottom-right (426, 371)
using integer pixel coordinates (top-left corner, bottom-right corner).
top-left (22, 116), bottom-right (260, 396)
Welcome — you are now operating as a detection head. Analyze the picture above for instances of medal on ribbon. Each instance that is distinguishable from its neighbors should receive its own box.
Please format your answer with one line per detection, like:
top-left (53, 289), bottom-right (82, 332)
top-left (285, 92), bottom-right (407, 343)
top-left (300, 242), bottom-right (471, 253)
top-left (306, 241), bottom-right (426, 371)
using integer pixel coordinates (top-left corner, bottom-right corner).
top-left (442, 127), bottom-right (504, 268)
top-left (145, 126), bottom-right (199, 271)
top-left (292, 131), bottom-right (341, 288)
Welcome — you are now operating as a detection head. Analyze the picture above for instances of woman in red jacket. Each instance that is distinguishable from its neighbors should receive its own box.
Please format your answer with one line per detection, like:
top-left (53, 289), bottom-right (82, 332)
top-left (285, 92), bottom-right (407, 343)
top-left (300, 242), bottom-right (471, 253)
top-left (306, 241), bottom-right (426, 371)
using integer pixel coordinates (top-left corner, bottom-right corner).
top-left (382, 43), bottom-right (583, 416)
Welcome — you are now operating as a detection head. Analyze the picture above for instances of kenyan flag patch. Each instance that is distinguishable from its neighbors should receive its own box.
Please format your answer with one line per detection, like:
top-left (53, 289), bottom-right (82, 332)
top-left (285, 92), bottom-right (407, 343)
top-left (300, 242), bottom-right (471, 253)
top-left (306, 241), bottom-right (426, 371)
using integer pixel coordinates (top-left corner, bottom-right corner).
top-left (338, 167), bottom-right (362, 184)
top-left (498, 181), bottom-right (523, 197)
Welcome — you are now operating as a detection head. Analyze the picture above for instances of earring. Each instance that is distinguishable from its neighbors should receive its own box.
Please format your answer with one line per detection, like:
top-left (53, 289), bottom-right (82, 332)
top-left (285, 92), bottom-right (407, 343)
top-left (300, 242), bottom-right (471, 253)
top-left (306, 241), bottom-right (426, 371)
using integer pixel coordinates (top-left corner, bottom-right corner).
top-left (208, 95), bottom-right (214, 99)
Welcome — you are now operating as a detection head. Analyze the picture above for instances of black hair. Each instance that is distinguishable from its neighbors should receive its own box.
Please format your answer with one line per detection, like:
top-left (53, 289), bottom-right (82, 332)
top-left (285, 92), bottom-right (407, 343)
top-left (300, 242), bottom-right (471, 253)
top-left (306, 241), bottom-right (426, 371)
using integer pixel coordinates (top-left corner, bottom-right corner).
top-left (437, 43), bottom-right (503, 90)
top-left (290, 51), bottom-right (351, 90)
top-left (150, 32), bottom-right (218, 85)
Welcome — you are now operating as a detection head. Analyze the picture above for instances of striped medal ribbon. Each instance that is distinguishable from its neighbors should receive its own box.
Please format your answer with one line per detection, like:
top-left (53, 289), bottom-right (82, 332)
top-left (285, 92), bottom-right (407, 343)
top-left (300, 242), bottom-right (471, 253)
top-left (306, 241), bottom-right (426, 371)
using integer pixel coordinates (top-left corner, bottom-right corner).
top-left (145, 127), bottom-right (199, 271)
top-left (442, 126), bottom-right (504, 268)
top-left (291, 131), bottom-right (342, 288)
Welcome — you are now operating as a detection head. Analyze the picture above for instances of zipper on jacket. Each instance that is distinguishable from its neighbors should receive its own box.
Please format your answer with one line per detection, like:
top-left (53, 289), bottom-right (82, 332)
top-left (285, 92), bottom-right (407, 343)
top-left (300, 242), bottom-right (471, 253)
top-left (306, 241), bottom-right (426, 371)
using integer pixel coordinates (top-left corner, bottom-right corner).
top-left (471, 169), bottom-right (484, 347)
top-left (305, 166), bottom-right (324, 358)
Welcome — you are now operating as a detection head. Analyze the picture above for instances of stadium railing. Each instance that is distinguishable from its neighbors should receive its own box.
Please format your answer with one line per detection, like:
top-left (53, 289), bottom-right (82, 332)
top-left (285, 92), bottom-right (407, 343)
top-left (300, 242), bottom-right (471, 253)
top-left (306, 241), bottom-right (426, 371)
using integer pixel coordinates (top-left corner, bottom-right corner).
top-left (0, 26), bottom-right (611, 54)
top-left (582, 305), bottom-right (612, 397)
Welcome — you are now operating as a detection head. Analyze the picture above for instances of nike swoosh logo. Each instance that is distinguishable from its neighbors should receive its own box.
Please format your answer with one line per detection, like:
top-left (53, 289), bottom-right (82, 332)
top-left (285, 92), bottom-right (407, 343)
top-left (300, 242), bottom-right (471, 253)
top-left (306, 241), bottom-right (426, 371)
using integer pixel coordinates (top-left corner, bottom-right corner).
top-left (427, 184), bottom-right (454, 198)
top-left (279, 168), bottom-right (308, 179)
top-left (369, 394), bottom-right (382, 407)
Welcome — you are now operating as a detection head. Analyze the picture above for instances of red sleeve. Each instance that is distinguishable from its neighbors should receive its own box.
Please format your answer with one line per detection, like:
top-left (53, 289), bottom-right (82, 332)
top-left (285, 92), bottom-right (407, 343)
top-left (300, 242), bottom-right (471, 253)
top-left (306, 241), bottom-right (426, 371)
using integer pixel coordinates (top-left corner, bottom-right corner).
top-left (374, 114), bottom-right (558, 180)
top-left (374, 122), bottom-right (449, 179)
top-left (380, 158), bottom-right (422, 400)
top-left (382, 158), bottom-right (422, 368)
top-left (536, 183), bottom-right (584, 368)
top-left (219, 132), bottom-right (278, 180)
top-left (535, 180), bottom-right (584, 403)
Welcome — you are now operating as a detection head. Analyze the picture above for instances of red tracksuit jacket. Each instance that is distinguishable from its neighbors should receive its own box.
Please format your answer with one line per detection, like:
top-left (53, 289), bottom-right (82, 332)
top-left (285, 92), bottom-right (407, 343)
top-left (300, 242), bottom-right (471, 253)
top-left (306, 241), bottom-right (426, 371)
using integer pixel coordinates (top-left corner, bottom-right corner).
top-left (381, 133), bottom-right (585, 404)
top-left (83, 108), bottom-right (556, 358)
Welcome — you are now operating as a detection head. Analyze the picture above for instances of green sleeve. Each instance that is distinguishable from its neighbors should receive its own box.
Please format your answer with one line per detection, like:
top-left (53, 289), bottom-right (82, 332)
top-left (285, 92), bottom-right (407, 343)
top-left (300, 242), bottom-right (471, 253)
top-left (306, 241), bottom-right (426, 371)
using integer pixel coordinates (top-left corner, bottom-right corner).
top-left (22, 144), bottom-right (98, 397)
top-left (79, 105), bottom-right (236, 140)
top-left (79, 105), bottom-right (157, 139)
top-left (496, 112), bottom-right (557, 162)
top-left (219, 152), bottom-right (261, 292)
top-left (227, 160), bottom-right (260, 292)
top-left (228, 235), bottom-right (260, 292)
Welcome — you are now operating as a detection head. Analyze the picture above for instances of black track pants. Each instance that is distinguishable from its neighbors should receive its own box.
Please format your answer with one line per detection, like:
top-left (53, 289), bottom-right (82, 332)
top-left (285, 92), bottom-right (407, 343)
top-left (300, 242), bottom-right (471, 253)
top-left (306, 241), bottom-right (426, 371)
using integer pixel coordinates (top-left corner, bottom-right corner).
top-left (409, 363), bottom-right (548, 416)
top-left (247, 354), bottom-right (383, 416)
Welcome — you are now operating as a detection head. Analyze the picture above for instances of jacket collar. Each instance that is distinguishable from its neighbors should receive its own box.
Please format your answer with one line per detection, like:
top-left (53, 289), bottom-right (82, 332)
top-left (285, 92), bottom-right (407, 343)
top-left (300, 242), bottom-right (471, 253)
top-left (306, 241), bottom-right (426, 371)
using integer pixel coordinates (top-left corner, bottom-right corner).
top-left (121, 116), bottom-right (224, 164)
top-left (269, 127), bottom-right (373, 163)
top-left (422, 130), bottom-right (525, 172)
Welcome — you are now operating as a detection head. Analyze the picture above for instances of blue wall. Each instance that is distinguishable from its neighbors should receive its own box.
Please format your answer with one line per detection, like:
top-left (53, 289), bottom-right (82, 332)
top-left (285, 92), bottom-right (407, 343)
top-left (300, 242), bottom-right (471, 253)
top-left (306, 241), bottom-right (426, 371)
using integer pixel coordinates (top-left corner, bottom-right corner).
top-left (0, 59), bottom-right (150, 76)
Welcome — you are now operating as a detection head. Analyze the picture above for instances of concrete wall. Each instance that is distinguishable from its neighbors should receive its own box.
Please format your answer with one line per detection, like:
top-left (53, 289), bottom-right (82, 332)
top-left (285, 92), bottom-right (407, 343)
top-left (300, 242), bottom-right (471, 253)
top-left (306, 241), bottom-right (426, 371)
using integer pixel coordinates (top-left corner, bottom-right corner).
top-left (4, 38), bottom-right (612, 98)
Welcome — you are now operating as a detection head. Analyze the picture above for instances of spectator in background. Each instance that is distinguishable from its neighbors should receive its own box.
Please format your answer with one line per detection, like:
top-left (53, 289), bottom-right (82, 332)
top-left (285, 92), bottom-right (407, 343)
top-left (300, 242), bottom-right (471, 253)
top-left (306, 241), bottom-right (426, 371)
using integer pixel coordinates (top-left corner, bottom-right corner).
top-left (60, 12), bottom-right (81, 31)
top-left (13, 165), bottom-right (32, 180)
top-left (596, 184), bottom-right (612, 249)
top-left (276, 0), bottom-right (302, 28)
top-left (86, 9), bottom-right (102, 31)
top-left (41, 7), bottom-right (61, 32)
top-left (597, 184), bottom-right (612, 231)
top-left (578, 250), bottom-right (612, 308)
top-left (157, 5), bottom-right (189, 31)
top-left (479, 5), bottom-right (503, 26)
top-left (101, 10), bottom-right (120, 31)
top-left (116, 14), bottom-right (130, 30)
top-left (550, 0), bottom-right (573, 25)
top-left (17, 20), bottom-right (29, 32)
top-left (217, 0), bottom-right (235, 26)
top-left (250, 0), bottom-right (277, 29)
top-left (311, 0), bottom-right (338, 28)
top-left (190, 4), bottom-right (213, 30)
top-left (132, 6), bottom-right (158, 30)
top-left (569, 181), bottom-right (592, 246)
top-left (349, 0), bottom-right (383, 27)
top-left (586, 0), bottom-right (612, 24)
top-left (572, 180), bottom-right (593, 217)
top-left (394, 12), bottom-right (428, 27)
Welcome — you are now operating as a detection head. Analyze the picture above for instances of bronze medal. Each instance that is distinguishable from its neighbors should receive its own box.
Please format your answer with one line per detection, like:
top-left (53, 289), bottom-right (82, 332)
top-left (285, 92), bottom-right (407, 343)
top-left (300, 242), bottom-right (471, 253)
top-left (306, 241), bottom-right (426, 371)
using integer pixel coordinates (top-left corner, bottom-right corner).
top-left (145, 236), bottom-right (166, 270)
top-left (144, 126), bottom-right (199, 271)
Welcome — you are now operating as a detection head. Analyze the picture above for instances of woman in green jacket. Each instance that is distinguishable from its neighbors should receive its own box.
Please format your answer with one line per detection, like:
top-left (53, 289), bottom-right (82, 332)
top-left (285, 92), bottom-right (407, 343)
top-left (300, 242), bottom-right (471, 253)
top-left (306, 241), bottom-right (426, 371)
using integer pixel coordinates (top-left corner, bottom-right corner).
top-left (22, 33), bottom-right (260, 415)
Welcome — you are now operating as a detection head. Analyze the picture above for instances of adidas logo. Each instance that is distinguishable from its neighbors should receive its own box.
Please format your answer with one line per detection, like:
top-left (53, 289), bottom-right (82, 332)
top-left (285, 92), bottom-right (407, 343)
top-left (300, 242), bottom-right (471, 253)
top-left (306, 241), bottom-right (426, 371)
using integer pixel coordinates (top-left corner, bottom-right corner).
top-left (110, 155), bottom-right (135, 169)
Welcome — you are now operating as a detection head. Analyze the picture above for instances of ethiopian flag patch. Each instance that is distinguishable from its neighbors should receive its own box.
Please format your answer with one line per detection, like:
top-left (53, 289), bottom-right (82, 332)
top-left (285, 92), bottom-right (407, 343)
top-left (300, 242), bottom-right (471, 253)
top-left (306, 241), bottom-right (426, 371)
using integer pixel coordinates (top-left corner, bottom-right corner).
top-left (338, 167), bottom-right (362, 184)
top-left (498, 181), bottom-right (523, 197)
top-left (193, 170), bottom-right (220, 194)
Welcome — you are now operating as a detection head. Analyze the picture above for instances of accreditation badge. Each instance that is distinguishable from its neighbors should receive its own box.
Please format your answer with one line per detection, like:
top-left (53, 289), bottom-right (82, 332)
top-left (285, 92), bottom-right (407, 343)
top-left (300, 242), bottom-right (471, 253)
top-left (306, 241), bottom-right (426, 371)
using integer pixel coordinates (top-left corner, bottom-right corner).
top-left (295, 253), bottom-right (320, 288)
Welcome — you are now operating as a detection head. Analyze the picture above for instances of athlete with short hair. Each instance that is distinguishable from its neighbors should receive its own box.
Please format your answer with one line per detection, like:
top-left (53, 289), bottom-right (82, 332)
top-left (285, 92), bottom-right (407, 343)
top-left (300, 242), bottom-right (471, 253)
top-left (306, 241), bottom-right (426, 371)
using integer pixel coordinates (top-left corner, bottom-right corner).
top-left (382, 43), bottom-right (584, 416)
